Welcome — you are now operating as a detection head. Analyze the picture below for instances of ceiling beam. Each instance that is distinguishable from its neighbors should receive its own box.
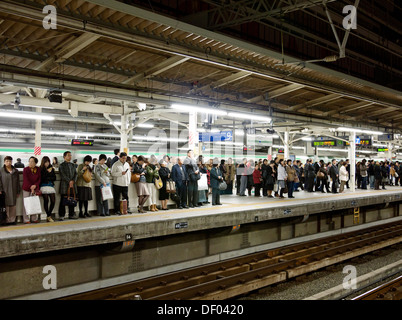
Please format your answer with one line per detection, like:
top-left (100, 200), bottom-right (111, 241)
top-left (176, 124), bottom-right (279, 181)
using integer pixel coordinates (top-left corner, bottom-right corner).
top-left (246, 83), bottom-right (305, 103)
top-left (324, 101), bottom-right (374, 117)
top-left (122, 56), bottom-right (190, 85)
top-left (197, 71), bottom-right (252, 92)
top-left (34, 33), bottom-right (101, 72)
top-left (288, 93), bottom-right (341, 112)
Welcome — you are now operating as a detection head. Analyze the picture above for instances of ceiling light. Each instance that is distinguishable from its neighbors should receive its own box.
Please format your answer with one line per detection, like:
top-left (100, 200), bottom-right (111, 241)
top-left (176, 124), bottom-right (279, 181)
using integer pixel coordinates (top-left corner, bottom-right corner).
top-left (227, 112), bottom-right (271, 123)
top-left (171, 104), bottom-right (227, 116)
top-left (317, 148), bottom-right (349, 152)
top-left (337, 127), bottom-right (383, 135)
top-left (0, 111), bottom-right (54, 121)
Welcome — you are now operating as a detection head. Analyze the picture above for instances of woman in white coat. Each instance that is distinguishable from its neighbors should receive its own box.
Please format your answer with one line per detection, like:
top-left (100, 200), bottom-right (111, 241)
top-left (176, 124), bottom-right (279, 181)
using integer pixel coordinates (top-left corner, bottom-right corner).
top-left (339, 161), bottom-right (349, 193)
top-left (277, 159), bottom-right (288, 198)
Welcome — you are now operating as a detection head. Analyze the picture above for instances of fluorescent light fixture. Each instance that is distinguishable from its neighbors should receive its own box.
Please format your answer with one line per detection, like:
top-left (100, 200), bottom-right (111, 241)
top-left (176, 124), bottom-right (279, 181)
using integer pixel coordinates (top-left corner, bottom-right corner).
top-left (227, 112), bottom-right (271, 122)
top-left (138, 123), bottom-right (154, 128)
top-left (197, 128), bottom-right (206, 132)
top-left (337, 127), bottom-right (383, 135)
top-left (235, 131), bottom-right (244, 136)
top-left (317, 148), bottom-right (348, 152)
top-left (0, 111), bottom-right (54, 121)
top-left (302, 137), bottom-right (313, 141)
top-left (210, 128), bottom-right (220, 133)
top-left (216, 141), bottom-right (244, 146)
top-left (131, 135), bottom-right (187, 143)
top-left (292, 146), bottom-right (306, 150)
top-left (273, 145), bottom-right (285, 148)
top-left (372, 143), bottom-right (387, 148)
top-left (0, 128), bottom-right (36, 134)
top-left (171, 104), bottom-right (227, 116)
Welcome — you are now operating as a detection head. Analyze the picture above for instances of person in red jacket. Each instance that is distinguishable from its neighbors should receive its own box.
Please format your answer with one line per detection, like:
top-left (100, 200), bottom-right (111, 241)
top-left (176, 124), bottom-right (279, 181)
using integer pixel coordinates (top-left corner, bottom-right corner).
top-left (253, 164), bottom-right (263, 197)
top-left (22, 156), bottom-right (41, 224)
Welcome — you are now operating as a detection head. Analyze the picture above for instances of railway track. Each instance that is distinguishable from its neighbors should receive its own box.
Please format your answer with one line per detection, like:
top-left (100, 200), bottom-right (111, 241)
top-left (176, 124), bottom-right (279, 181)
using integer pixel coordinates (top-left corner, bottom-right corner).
top-left (352, 275), bottom-right (402, 300)
top-left (61, 221), bottom-right (402, 300)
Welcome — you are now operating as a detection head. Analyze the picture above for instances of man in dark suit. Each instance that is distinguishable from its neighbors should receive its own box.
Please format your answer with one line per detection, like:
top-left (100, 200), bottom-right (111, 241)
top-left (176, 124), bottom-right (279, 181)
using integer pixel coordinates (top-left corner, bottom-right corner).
top-left (329, 159), bottom-right (339, 193)
top-left (171, 157), bottom-right (188, 209)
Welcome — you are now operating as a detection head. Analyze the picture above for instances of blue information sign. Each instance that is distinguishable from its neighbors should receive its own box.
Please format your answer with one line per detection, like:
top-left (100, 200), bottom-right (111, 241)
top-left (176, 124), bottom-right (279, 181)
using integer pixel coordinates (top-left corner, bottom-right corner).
top-left (199, 131), bottom-right (233, 142)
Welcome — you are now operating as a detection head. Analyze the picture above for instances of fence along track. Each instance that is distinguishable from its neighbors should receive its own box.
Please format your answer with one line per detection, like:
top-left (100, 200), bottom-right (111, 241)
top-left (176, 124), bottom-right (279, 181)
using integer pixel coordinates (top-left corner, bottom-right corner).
top-left (60, 221), bottom-right (402, 300)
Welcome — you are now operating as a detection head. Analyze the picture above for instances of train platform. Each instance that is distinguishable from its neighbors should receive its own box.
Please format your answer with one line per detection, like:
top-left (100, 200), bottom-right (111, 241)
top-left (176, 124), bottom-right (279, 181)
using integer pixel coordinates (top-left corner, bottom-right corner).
top-left (1, 187), bottom-right (402, 259)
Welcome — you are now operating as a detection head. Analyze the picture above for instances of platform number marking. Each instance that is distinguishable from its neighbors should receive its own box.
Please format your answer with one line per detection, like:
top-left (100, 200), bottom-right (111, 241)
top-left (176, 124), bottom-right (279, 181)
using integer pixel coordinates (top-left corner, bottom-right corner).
top-left (125, 234), bottom-right (133, 241)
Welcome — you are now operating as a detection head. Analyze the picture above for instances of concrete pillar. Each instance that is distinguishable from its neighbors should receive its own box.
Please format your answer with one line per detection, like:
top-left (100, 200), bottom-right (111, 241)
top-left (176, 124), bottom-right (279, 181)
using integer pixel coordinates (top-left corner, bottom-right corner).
top-left (189, 111), bottom-right (198, 156)
top-left (349, 131), bottom-right (356, 192)
top-left (284, 131), bottom-right (290, 160)
top-left (120, 103), bottom-right (129, 155)
top-left (387, 143), bottom-right (393, 161)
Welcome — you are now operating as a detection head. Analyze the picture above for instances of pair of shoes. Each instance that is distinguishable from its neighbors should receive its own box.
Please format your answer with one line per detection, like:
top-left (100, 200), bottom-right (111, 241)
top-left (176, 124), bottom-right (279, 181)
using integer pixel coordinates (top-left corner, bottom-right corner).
top-left (79, 213), bottom-right (85, 218)
top-left (150, 205), bottom-right (156, 212)
top-left (47, 217), bottom-right (54, 223)
top-left (59, 217), bottom-right (64, 221)
top-left (100, 213), bottom-right (106, 217)
top-left (288, 196), bottom-right (295, 199)
top-left (178, 206), bottom-right (183, 209)
top-left (268, 195), bottom-right (274, 198)
top-left (84, 213), bottom-right (91, 218)
top-left (216, 203), bottom-right (222, 205)
top-left (182, 205), bottom-right (189, 209)
top-left (69, 215), bottom-right (78, 220)
top-left (115, 211), bottom-right (122, 216)
top-left (24, 221), bottom-right (31, 224)
top-left (162, 208), bottom-right (169, 211)
top-left (280, 196), bottom-right (285, 198)
top-left (32, 220), bottom-right (40, 224)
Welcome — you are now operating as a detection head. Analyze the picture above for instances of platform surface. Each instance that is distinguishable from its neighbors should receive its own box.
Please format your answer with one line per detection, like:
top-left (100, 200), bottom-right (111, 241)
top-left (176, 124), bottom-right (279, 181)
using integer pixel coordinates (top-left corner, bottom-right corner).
top-left (1, 187), bottom-right (402, 258)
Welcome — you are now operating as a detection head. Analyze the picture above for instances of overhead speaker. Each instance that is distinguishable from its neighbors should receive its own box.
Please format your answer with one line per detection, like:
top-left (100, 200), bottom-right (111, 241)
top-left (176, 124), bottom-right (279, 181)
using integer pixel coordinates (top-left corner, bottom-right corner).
top-left (48, 90), bottom-right (62, 103)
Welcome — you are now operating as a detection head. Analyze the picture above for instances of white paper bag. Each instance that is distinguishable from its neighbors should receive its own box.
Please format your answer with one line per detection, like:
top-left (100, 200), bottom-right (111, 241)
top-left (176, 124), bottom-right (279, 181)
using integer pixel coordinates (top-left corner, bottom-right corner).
top-left (197, 174), bottom-right (208, 191)
top-left (101, 185), bottom-right (114, 201)
top-left (23, 196), bottom-right (42, 216)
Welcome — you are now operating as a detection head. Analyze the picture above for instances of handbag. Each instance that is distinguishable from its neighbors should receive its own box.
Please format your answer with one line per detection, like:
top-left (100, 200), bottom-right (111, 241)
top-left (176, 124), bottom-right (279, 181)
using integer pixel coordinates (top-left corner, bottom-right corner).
top-left (131, 173), bottom-right (140, 183)
top-left (101, 184), bottom-right (113, 201)
top-left (190, 172), bottom-right (200, 182)
top-left (197, 174), bottom-right (208, 191)
top-left (219, 180), bottom-right (227, 191)
top-left (62, 188), bottom-right (77, 207)
top-left (166, 180), bottom-right (176, 193)
top-left (154, 176), bottom-right (163, 189)
top-left (83, 169), bottom-right (92, 183)
top-left (23, 195), bottom-right (42, 215)
top-left (40, 186), bottom-right (56, 194)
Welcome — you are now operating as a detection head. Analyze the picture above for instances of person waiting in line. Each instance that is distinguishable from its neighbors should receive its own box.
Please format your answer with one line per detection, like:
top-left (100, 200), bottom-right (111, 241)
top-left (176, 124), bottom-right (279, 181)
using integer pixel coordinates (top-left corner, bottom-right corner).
top-left (339, 161), bottom-right (349, 193)
top-left (381, 162), bottom-right (388, 190)
top-left (197, 157), bottom-right (208, 205)
top-left (76, 155), bottom-right (93, 218)
top-left (59, 151), bottom-right (78, 221)
top-left (224, 157), bottom-right (236, 195)
top-left (0, 156), bottom-right (21, 225)
top-left (252, 164), bottom-right (262, 197)
top-left (265, 160), bottom-right (275, 198)
top-left (368, 160), bottom-right (375, 189)
top-left (52, 157), bottom-right (59, 171)
top-left (39, 156), bottom-right (56, 223)
top-left (171, 157), bottom-right (189, 209)
top-left (285, 159), bottom-right (296, 198)
top-left (261, 159), bottom-right (269, 197)
top-left (94, 154), bottom-right (111, 217)
top-left (277, 159), bottom-right (287, 199)
top-left (246, 159), bottom-right (254, 196)
top-left (112, 152), bottom-right (132, 215)
top-left (110, 149), bottom-right (120, 167)
top-left (305, 159), bottom-right (316, 193)
top-left (184, 150), bottom-right (200, 208)
top-left (145, 157), bottom-right (159, 212)
top-left (238, 158), bottom-right (248, 196)
top-left (373, 161), bottom-right (382, 190)
top-left (329, 159), bottom-right (339, 193)
top-left (132, 155), bottom-right (149, 214)
top-left (210, 157), bottom-right (223, 206)
top-left (22, 156), bottom-right (41, 224)
top-left (360, 159), bottom-right (368, 190)
top-left (158, 161), bottom-right (171, 210)
top-left (14, 158), bottom-right (25, 169)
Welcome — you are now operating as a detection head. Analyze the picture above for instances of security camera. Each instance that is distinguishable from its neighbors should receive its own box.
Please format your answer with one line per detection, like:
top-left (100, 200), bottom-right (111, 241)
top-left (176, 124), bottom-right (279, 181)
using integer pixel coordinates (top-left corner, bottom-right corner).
top-left (14, 93), bottom-right (21, 110)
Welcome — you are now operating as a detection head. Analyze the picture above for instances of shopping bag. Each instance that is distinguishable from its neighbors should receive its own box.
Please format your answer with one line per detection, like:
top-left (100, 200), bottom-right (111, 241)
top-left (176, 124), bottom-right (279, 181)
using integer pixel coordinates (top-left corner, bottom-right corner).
top-left (120, 199), bottom-right (128, 215)
top-left (23, 195), bottom-right (42, 215)
top-left (197, 174), bottom-right (208, 191)
top-left (101, 185), bottom-right (113, 201)
top-left (166, 180), bottom-right (176, 193)
top-left (154, 177), bottom-right (163, 190)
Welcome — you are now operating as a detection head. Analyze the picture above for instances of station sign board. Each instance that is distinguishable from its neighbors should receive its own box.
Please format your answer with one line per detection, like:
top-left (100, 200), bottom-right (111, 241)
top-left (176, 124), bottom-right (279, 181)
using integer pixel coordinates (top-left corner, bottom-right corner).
top-left (199, 131), bottom-right (233, 142)
top-left (71, 139), bottom-right (94, 146)
top-left (377, 148), bottom-right (389, 152)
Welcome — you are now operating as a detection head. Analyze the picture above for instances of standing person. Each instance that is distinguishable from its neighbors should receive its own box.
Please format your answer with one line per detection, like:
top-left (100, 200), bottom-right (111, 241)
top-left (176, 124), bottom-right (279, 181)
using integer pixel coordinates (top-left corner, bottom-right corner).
top-left (261, 159), bottom-right (269, 197)
top-left (374, 161), bottom-right (382, 190)
top-left (171, 157), bottom-right (188, 209)
top-left (381, 162), bottom-right (388, 190)
top-left (52, 157), bottom-right (59, 171)
top-left (329, 159), bottom-right (339, 193)
top-left (145, 157), bottom-right (159, 212)
top-left (238, 158), bottom-right (248, 196)
top-left (132, 156), bottom-right (150, 214)
top-left (210, 158), bottom-right (223, 205)
top-left (306, 159), bottom-right (316, 193)
top-left (360, 159), bottom-right (368, 190)
top-left (184, 150), bottom-right (200, 208)
top-left (246, 160), bottom-right (254, 196)
top-left (285, 159), bottom-right (296, 198)
top-left (110, 149), bottom-right (120, 167)
top-left (266, 160), bottom-right (275, 198)
top-left (77, 155), bottom-right (93, 218)
top-left (277, 159), bottom-right (287, 198)
top-left (22, 156), bottom-right (41, 224)
top-left (39, 156), bottom-right (56, 223)
top-left (158, 161), bottom-right (171, 210)
top-left (339, 162), bottom-right (349, 193)
top-left (59, 151), bottom-right (78, 221)
top-left (14, 158), bottom-right (25, 169)
top-left (94, 154), bottom-right (111, 216)
top-left (0, 156), bottom-right (21, 225)
top-left (224, 158), bottom-right (236, 195)
top-left (253, 164), bottom-right (262, 197)
top-left (111, 152), bottom-right (132, 215)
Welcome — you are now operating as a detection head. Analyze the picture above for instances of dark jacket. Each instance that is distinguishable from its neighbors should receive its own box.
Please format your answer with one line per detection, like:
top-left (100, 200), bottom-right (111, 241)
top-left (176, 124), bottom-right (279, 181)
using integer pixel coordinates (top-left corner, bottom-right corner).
top-left (329, 165), bottom-right (339, 181)
top-left (40, 166), bottom-right (56, 187)
top-left (374, 165), bottom-right (382, 180)
top-left (171, 164), bottom-right (188, 185)
top-left (210, 166), bottom-right (223, 189)
top-left (0, 166), bottom-right (21, 206)
top-left (59, 161), bottom-right (77, 195)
